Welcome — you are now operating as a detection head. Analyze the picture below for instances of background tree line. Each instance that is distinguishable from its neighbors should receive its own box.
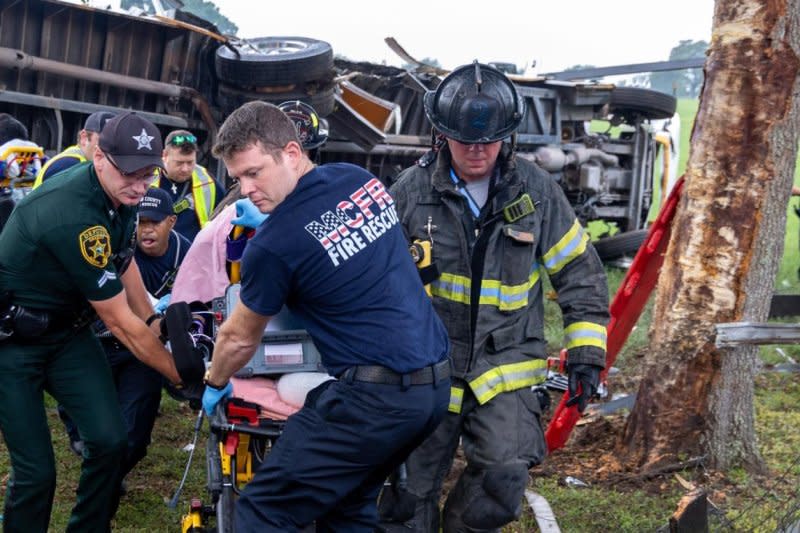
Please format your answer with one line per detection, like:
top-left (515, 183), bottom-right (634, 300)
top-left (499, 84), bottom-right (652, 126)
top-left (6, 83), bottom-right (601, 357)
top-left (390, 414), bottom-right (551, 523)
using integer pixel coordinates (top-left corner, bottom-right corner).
top-left (564, 39), bottom-right (708, 97)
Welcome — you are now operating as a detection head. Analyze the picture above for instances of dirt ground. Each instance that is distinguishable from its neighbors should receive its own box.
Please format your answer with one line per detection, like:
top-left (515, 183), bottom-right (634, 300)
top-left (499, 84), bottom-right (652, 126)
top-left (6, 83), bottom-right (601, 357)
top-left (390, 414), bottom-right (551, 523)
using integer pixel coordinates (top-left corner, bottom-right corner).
top-left (440, 413), bottom-right (645, 493)
top-left (440, 378), bottom-right (784, 513)
top-left (439, 349), bottom-right (725, 502)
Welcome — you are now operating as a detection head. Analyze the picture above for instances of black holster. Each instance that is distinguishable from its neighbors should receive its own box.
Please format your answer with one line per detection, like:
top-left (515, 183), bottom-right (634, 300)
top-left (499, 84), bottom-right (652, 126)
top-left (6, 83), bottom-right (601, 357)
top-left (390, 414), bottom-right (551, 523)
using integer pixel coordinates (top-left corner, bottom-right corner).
top-left (10, 306), bottom-right (50, 338)
top-left (12, 305), bottom-right (52, 339)
top-left (0, 291), bottom-right (15, 340)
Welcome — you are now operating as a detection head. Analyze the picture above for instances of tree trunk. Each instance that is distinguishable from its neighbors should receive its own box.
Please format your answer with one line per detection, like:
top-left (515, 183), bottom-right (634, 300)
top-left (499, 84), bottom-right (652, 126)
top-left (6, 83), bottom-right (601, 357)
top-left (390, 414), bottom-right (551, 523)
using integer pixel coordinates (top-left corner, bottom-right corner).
top-left (620, 0), bottom-right (800, 472)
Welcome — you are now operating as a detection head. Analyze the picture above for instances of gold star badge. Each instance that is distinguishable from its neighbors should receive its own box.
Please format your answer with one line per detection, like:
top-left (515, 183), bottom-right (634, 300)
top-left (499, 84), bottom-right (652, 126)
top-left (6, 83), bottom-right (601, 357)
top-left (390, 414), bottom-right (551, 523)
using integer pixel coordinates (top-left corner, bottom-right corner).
top-left (79, 226), bottom-right (112, 268)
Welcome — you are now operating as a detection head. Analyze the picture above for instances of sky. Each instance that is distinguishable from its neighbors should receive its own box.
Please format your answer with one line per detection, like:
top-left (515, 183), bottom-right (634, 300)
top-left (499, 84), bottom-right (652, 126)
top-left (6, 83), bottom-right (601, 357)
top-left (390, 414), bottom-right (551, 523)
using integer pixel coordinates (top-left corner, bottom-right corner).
top-left (215, 0), bottom-right (715, 75)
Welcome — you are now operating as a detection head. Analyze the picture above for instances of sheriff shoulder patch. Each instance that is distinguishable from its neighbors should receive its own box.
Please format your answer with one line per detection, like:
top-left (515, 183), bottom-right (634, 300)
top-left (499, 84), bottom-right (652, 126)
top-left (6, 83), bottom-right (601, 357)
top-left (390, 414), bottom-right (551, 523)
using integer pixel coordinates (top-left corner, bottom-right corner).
top-left (79, 225), bottom-right (112, 268)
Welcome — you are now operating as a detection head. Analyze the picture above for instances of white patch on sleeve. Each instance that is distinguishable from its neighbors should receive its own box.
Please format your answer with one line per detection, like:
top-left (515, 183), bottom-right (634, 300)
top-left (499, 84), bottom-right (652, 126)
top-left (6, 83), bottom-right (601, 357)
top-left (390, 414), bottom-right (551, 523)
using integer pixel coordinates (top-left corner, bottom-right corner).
top-left (97, 270), bottom-right (118, 288)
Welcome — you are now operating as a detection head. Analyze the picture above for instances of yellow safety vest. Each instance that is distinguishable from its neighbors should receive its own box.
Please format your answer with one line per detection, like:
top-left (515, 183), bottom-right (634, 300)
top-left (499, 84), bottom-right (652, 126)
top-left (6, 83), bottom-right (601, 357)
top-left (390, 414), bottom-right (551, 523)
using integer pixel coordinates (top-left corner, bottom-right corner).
top-left (33, 145), bottom-right (86, 189)
top-left (152, 165), bottom-right (216, 229)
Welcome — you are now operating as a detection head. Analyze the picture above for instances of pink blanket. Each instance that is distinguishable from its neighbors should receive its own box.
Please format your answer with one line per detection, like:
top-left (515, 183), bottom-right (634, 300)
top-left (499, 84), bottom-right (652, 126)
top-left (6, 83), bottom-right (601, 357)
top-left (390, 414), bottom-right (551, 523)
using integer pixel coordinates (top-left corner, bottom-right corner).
top-left (231, 376), bottom-right (299, 420)
top-left (171, 204), bottom-right (236, 304)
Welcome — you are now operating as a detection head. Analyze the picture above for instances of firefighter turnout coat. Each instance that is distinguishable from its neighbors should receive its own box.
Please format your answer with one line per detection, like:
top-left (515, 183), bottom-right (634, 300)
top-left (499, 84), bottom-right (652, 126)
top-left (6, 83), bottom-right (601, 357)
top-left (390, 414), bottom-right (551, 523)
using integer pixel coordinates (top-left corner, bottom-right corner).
top-left (390, 145), bottom-right (609, 413)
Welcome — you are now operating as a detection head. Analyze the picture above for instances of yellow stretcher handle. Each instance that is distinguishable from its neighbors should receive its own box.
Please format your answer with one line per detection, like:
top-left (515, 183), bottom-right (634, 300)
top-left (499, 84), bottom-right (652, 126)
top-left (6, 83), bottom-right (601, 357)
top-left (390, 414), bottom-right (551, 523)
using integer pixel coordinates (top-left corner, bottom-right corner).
top-left (229, 225), bottom-right (245, 284)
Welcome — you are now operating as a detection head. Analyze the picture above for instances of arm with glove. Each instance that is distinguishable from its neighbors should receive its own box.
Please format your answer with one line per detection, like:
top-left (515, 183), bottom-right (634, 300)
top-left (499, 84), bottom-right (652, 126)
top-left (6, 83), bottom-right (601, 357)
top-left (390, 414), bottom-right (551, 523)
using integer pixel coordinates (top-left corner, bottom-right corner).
top-left (541, 217), bottom-right (608, 449)
top-left (538, 179), bottom-right (610, 414)
top-left (558, 280), bottom-right (608, 413)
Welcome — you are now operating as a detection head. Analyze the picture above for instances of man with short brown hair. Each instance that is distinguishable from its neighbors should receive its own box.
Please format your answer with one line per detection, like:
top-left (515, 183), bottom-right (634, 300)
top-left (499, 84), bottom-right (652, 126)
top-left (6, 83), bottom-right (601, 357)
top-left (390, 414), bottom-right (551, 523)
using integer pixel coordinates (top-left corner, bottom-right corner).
top-left (202, 101), bottom-right (451, 531)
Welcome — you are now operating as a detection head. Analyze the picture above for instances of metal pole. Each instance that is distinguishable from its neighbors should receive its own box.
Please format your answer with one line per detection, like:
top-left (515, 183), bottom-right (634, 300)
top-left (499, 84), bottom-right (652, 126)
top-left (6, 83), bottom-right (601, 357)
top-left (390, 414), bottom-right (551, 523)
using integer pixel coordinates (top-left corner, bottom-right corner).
top-left (0, 47), bottom-right (217, 141)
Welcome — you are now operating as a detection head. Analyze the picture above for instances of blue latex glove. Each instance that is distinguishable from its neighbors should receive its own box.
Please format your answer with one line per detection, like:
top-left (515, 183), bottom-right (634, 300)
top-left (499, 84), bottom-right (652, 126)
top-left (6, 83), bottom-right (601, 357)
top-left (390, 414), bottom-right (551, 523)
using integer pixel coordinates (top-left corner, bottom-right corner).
top-left (202, 381), bottom-right (233, 416)
top-left (232, 198), bottom-right (269, 228)
top-left (154, 293), bottom-right (171, 314)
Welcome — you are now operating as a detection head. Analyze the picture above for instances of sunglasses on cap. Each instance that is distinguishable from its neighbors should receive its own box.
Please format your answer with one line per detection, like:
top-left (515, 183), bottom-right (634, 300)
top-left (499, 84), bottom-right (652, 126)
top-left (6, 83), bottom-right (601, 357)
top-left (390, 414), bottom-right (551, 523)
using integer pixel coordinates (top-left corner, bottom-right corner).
top-left (168, 134), bottom-right (197, 147)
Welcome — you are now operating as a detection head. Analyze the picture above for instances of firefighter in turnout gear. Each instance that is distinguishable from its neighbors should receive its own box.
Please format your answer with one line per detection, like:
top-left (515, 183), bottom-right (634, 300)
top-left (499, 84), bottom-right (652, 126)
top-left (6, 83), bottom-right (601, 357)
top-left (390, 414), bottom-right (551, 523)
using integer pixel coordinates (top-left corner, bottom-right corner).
top-left (378, 62), bottom-right (609, 532)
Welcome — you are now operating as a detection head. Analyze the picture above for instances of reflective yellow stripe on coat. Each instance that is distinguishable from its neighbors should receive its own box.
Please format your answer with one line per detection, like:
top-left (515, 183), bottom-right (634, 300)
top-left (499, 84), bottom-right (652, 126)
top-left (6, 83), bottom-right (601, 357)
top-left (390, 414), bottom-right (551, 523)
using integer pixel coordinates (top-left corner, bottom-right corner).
top-left (542, 219), bottom-right (589, 275)
top-left (564, 321), bottom-right (607, 351)
top-left (468, 360), bottom-right (547, 405)
top-left (430, 266), bottom-right (541, 312)
top-left (448, 386), bottom-right (464, 413)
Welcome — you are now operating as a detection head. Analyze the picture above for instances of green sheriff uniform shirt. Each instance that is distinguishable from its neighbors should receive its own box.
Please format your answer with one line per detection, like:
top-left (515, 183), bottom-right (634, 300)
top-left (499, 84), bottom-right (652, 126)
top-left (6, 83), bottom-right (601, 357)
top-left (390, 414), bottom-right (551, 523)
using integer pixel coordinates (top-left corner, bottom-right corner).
top-left (0, 162), bottom-right (137, 314)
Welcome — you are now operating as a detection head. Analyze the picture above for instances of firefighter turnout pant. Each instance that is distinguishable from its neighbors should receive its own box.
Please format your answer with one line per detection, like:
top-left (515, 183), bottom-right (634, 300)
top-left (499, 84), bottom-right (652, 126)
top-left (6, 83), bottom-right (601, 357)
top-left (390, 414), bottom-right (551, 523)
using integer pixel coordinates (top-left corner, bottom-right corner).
top-left (0, 327), bottom-right (128, 532)
top-left (235, 373), bottom-right (450, 532)
top-left (378, 380), bottom-right (546, 533)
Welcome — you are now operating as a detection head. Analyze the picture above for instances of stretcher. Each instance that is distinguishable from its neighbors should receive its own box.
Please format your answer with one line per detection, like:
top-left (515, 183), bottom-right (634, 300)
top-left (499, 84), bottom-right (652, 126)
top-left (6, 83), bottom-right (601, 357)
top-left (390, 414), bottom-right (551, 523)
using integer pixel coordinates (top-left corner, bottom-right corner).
top-left (178, 285), bottom-right (324, 532)
top-left (181, 390), bottom-right (289, 533)
top-left (0, 140), bottom-right (42, 232)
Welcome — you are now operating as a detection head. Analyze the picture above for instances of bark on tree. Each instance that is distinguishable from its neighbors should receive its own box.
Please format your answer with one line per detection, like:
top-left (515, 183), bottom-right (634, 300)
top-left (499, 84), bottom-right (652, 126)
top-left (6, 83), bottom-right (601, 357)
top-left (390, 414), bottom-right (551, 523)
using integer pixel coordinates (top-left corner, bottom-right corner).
top-left (620, 0), bottom-right (800, 472)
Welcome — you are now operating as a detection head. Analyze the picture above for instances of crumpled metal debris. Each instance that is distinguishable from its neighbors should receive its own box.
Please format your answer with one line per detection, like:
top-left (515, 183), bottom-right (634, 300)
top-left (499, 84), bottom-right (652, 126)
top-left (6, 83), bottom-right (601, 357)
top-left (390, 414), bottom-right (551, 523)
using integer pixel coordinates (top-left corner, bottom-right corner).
top-left (563, 476), bottom-right (590, 488)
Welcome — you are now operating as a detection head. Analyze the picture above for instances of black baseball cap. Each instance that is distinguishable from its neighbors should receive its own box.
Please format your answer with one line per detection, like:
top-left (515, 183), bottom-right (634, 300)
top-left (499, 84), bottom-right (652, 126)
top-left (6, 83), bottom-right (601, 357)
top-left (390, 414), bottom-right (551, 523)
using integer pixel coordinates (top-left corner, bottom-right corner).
top-left (138, 187), bottom-right (174, 222)
top-left (83, 111), bottom-right (116, 133)
top-left (98, 112), bottom-right (165, 174)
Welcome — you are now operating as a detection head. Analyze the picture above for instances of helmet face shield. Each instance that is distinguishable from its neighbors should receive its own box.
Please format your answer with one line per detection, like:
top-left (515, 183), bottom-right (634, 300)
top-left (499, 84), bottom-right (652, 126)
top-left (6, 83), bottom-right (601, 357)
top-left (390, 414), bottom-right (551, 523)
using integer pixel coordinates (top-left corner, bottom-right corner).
top-left (424, 61), bottom-right (524, 144)
top-left (277, 100), bottom-right (329, 150)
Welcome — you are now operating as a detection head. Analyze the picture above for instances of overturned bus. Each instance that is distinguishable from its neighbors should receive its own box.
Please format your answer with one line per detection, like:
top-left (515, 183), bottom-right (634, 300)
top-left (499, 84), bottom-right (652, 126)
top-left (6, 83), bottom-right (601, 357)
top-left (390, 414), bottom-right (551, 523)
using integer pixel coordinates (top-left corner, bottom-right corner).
top-left (0, 0), bottom-right (678, 258)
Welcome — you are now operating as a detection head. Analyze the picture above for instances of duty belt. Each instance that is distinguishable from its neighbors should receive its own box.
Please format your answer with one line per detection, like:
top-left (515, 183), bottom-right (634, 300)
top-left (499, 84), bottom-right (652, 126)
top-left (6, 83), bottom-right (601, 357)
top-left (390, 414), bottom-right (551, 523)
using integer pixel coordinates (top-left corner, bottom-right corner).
top-left (2, 304), bottom-right (97, 340)
top-left (340, 358), bottom-right (451, 386)
top-left (96, 329), bottom-right (126, 352)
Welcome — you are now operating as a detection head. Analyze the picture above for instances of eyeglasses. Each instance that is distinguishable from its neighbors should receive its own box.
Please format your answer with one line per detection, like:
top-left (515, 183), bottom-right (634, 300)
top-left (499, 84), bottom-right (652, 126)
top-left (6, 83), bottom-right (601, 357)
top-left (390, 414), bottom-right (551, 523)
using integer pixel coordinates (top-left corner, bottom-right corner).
top-left (104, 152), bottom-right (158, 184)
top-left (168, 134), bottom-right (197, 147)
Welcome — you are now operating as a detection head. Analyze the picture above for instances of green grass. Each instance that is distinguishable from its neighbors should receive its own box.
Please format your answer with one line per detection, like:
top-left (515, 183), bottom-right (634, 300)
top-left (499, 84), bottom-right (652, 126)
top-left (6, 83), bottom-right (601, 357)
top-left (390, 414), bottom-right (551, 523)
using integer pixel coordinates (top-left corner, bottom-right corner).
top-left (0, 395), bottom-right (205, 531)
top-left (515, 479), bottom-right (681, 532)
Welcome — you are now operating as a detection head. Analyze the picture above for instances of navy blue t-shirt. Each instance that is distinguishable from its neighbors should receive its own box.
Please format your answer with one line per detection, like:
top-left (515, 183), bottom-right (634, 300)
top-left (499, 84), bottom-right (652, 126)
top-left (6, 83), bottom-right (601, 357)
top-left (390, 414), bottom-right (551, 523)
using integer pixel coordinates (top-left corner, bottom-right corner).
top-left (240, 163), bottom-right (449, 376)
top-left (135, 229), bottom-right (190, 298)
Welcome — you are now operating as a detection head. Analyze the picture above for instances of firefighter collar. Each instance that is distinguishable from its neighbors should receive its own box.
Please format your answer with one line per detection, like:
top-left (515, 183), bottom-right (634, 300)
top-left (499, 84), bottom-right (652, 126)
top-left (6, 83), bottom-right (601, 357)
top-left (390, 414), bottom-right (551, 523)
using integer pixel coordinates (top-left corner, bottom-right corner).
top-left (449, 167), bottom-right (497, 218)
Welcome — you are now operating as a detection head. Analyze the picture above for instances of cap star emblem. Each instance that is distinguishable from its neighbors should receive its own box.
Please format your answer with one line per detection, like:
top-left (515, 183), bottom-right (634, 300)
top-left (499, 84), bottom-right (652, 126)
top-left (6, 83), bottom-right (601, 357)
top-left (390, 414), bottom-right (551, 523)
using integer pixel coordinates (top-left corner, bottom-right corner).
top-left (132, 128), bottom-right (154, 151)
